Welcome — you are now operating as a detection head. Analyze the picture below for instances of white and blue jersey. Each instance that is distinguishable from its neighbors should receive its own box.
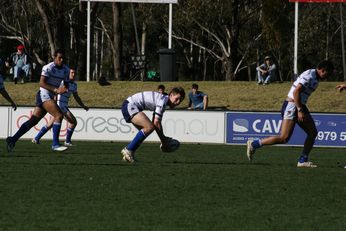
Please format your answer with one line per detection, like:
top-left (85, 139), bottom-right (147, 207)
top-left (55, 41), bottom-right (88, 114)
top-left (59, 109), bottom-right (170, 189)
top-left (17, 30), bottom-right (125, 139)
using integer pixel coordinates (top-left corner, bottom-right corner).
top-left (56, 81), bottom-right (77, 113)
top-left (282, 69), bottom-right (318, 120)
top-left (287, 69), bottom-right (319, 105)
top-left (122, 91), bottom-right (168, 122)
top-left (39, 62), bottom-right (70, 103)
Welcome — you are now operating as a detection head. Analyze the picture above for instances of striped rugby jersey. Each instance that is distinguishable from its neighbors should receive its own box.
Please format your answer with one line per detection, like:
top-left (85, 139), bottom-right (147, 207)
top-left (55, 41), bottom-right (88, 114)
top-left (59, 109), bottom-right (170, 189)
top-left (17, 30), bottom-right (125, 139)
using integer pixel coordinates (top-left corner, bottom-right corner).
top-left (287, 69), bottom-right (319, 105)
top-left (126, 91), bottom-right (169, 120)
top-left (40, 62), bottom-right (70, 93)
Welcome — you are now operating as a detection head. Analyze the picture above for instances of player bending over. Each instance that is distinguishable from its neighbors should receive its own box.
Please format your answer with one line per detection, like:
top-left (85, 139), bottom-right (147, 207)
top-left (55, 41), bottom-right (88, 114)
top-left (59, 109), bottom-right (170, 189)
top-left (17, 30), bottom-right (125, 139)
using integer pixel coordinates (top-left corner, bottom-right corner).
top-left (32, 68), bottom-right (89, 146)
top-left (121, 87), bottom-right (185, 163)
top-left (247, 60), bottom-right (335, 168)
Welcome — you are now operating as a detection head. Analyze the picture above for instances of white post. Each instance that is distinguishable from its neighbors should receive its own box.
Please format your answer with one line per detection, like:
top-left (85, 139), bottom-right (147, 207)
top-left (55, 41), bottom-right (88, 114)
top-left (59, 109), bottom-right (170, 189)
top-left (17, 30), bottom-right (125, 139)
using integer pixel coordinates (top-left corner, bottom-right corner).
top-left (293, 2), bottom-right (298, 78)
top-left (87, 0), bottom-right (91, 82)
top-left (168, 3), bottom-right (172, 49)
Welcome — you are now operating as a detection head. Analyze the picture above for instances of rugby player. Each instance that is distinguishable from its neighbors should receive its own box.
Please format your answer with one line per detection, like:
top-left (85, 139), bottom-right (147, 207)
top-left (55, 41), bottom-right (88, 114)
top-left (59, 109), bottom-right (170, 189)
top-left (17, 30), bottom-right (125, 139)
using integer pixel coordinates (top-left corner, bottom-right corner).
top-left (32, 68), bottom-right (89, 146)
top-left (247, 60), bottom-right (335, 168)
top-left (121, 87), bottom-right (185, 163)
top-left (6, 49), bottom-right (69, 152)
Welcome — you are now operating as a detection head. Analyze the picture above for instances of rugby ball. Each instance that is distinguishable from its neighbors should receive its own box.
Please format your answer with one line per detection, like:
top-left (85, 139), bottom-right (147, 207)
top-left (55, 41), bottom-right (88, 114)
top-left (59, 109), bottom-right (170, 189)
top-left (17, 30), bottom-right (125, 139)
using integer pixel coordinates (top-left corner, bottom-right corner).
top-left (160, 139), bottom-right (180, 153)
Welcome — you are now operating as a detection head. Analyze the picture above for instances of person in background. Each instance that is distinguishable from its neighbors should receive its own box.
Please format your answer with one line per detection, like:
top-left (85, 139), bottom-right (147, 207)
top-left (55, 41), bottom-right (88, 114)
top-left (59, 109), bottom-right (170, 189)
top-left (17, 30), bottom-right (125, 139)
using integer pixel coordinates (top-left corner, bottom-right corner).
top-left (256, 55), bottom-right (276, 85)
top-left (120, 87), bottom-right (185, 163)
top-left (0, 57), bottom-right (17, 110)
top-left (11, 44), bottom-right (31, 84)
top-left (32, 68), bottom-right (89, 146)
top-left (187, 83), bottom-right (208, 110)
top-left (6, 49), bottom-right (69, 152)
top-left (247, 60), bottom-right (335, 168)
top-left (158, 84), bottom-right (167, 95)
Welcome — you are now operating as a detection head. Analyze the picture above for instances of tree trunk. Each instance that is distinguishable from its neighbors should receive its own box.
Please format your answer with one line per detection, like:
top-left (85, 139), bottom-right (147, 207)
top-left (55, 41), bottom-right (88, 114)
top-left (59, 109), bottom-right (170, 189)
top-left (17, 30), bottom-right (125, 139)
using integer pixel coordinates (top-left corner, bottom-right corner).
top-left (112, 2), bottom-right (121, 81)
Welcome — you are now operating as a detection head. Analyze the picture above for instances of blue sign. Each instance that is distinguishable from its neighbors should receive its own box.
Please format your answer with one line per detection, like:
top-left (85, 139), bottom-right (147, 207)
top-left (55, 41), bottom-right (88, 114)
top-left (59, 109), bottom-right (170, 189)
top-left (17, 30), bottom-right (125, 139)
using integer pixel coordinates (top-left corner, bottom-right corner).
top-left (226, 112), bottom-right (346, 147)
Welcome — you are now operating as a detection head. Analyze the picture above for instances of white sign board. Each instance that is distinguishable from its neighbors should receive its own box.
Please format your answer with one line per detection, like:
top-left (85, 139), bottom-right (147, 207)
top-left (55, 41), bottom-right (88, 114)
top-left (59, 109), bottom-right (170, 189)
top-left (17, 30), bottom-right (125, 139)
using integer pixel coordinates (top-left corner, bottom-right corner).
top-left (0, 107), bottom-right (9, 137)
top-left (80, 0), bottom-right (177, 3)
top-left (8, 108), bottom-right (225, 144)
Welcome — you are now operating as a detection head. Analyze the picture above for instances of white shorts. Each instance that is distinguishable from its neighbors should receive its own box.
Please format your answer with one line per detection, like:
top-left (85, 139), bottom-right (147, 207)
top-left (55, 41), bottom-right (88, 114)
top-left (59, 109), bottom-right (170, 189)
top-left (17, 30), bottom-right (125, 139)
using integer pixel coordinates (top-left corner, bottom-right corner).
top-left (282, 101), bottom-right (297, 120)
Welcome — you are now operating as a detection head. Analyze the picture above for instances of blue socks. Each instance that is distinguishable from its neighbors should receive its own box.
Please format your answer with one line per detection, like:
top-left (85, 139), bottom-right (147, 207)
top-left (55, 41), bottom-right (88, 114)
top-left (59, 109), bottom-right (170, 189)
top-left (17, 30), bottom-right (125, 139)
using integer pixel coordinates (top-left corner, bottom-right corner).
top-left (52, 122), bottom-right (62, 147)
top-left (298, 153), bottom-right (309, 163)
top-left (127, 130), bottom-right (147, 152)
top-left (35, 125), bottom-right (49, 141)
top-left (12, 120), bottom-right (32, 143)
top-left (252, 139), bottom-right (262, 149)
top-left (65, 127), bottom-right (75, 143)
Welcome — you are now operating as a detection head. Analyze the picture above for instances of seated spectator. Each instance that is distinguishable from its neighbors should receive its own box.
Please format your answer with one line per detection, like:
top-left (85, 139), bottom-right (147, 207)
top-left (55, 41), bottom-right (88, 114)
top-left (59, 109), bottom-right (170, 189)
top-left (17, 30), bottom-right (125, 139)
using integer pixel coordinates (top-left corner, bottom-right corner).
top-left (188, 83), bottom-right (208, 110)
top-left (158, 84), bottom-right (167, 95)
top-left (256, 55), bottom-right (276, 85)
top-left (11, 44), bottom-right (31, 84)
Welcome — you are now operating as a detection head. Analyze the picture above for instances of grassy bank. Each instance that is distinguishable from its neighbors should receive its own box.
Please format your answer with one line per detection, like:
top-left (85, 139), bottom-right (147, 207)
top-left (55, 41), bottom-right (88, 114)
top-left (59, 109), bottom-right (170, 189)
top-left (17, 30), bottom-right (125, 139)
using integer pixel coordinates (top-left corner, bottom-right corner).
top-left (1, 81), bottom-right (345, 113)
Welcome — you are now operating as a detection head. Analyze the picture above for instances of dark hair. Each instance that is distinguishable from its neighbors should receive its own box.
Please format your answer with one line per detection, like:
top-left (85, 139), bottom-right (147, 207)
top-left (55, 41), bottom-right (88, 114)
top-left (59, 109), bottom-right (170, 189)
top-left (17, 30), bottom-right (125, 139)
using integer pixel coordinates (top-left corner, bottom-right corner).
top-left (317, 60), bottom-right (334, 74)
top-left (54, 49), bottom-right (65, 57)
top-left (170, 87), bottom-right (185, 101)
top-left (192, 83), bottom-right (198, 89)
top-left (158, 84), bottom-right (165, 90)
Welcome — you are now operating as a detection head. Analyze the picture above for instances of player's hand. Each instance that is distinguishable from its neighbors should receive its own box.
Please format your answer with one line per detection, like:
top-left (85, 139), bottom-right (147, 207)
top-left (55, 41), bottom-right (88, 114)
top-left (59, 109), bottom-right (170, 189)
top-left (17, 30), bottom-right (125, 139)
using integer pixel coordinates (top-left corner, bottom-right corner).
top-left (12, 103), bottom-right (17, 111)
top-left (297, 111), bottom-right (305, 122)
top-left (56, 85), bottom-right (68, 94)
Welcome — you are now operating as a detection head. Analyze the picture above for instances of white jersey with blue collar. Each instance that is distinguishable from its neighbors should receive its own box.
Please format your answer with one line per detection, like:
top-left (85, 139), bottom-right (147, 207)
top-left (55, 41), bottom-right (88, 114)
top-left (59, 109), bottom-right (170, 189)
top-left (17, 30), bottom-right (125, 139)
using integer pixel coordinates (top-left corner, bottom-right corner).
top-left (287, 69), bottom-right (319, 105)
top-left (126, 91), bottom-right (168, 119)
top-left (40, 62), bottom-right (70, 96)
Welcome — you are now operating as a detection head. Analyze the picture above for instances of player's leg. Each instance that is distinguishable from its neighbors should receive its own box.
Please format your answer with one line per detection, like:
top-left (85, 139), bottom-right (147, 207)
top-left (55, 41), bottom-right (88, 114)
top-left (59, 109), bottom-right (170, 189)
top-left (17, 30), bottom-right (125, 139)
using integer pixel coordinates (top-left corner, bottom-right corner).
top-left (126, 112), bottom-right (153, 152)
top-left (63, 111), bottom-right (77, 146)
top-left (296, 112), bottom-right (318, 167)
top-left (33, 116), bottom-right (55, 144)
top-left (41, 100), bottom-right (65, 150)
top-left (7, 106), bottom-right (46, 152)
top-left (247, 101), bottom-right (296, 160)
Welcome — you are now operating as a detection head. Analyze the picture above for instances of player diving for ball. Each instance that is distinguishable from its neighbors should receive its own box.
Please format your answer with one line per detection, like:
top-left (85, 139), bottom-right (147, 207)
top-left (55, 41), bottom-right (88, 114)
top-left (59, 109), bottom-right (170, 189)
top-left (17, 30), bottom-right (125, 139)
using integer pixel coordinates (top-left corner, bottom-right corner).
top-left (6, 49), bottom-right (69, 152)
top-left (247, 60), bottom-right (335, 168)
top-left (32, 67), bottom-right (89, 146)
top-left (121, 87), bottom-right (185, 163)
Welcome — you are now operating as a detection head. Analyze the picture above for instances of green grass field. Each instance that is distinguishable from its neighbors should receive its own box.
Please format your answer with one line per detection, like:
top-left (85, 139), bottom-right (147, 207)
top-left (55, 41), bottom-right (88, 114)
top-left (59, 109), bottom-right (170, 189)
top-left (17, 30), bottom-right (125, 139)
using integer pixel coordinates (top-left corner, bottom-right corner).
top-left (1, 140), bottom-right (346, 230)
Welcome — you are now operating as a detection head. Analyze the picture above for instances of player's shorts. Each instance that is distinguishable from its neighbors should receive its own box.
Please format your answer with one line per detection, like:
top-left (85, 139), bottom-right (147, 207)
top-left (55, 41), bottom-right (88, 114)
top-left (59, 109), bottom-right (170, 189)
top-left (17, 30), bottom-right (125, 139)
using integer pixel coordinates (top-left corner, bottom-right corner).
top-left (121, 100), bottom-right (141, 123)
top-left (57, 102), bottom-right (70, 114)
top-left (281, 100), bottom-right (309, 120)
top-left (35, 90), bottom-right (54, 108)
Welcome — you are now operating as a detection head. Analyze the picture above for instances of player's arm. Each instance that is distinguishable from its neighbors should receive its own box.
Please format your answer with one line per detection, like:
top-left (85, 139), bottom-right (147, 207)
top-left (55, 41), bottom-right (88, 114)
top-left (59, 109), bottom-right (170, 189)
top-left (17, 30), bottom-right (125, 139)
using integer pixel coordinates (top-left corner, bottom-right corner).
top-left (293, 83), bottom-right (305, 122)
top-left (0, 88), bottom-right (17, 110)
top-left (152, 116), bottom-right (169, 143)
top-left (39, 75), bottom-right (68, 94)
top-left (73, 92), bottom-right (89, 111)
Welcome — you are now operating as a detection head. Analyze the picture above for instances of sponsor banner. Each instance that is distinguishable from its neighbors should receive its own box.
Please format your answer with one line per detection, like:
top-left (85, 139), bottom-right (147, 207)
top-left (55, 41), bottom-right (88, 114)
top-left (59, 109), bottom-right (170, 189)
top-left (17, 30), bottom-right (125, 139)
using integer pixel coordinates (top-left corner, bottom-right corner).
top-left (8, 108), bottom-right (225, 144)
top-left (0, 107), bottom-right (9, 137)
top-left (226, 112), bottom-right (346, 147)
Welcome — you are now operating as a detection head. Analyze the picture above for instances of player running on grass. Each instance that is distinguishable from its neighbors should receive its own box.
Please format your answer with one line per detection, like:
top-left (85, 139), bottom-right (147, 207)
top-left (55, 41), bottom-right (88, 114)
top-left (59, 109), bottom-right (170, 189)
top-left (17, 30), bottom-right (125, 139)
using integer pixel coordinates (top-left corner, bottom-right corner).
top-left (247, 60), bottom-right (335, 168)
top-left (6, 49), bottom-right (69, 152)
top-left (121, 87), bottom-right (185, 163)
top-left (32, 68), bottom-right (89, 146)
